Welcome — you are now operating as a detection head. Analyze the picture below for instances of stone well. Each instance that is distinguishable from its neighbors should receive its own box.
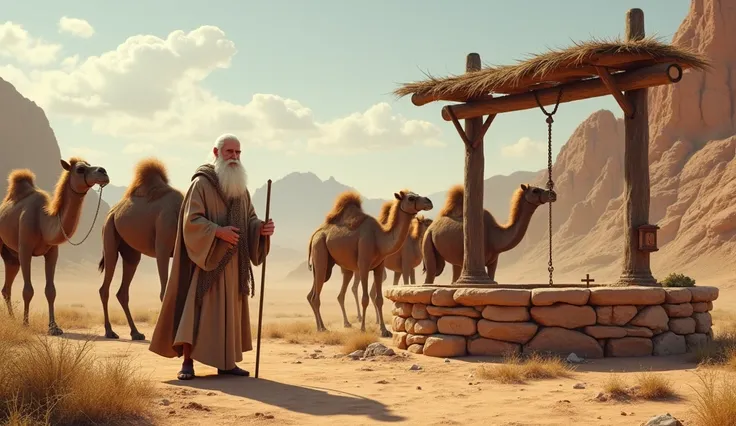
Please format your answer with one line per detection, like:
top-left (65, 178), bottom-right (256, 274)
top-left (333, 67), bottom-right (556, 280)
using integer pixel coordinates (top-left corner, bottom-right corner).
top-left (383, 285), bottom-right (719, 358)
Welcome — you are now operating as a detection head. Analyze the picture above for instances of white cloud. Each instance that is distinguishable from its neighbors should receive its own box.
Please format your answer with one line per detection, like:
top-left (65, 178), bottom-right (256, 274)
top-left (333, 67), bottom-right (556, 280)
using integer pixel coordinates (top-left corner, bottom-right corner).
top-left (0, 22), bottom-right (62, 66)
top-left (0, 23), bottom-right (443, 154)
top-left (58, 17), bottom-right (95, 39)
top-left (501, 137), bottom-right (546, 158)
top-left (122, 142), bottom-right (154, 154)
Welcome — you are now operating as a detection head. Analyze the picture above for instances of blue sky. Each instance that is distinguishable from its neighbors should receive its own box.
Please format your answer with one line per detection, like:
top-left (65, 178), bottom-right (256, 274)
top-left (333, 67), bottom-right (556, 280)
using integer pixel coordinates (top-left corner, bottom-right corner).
top-left (0, 0), bottom-right (690, 198)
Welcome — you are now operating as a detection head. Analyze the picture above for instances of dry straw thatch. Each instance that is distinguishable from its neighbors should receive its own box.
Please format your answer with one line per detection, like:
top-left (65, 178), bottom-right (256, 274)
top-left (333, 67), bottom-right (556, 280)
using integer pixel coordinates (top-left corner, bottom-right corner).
top-left (394, 37), bottom-right (710, 102)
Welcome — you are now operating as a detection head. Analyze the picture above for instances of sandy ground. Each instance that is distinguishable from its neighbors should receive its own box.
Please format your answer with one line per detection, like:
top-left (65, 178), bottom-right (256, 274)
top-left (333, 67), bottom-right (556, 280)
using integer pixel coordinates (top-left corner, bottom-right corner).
top-left (4, 259), bottom-right (736, 425)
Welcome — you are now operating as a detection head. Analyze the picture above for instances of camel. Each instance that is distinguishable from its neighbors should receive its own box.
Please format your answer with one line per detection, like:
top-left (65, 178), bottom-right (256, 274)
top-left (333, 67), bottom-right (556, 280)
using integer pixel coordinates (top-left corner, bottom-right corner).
top-left (306, 189), bottom-right (433, 336)
top-left (97, 158), bottom-right (184, 341)
top-left (422, 183), bottom-right (556, 284)
top-left (341, 204), bottom-right (433, 325)
top-left (0, 158), bottom-right (110, 335)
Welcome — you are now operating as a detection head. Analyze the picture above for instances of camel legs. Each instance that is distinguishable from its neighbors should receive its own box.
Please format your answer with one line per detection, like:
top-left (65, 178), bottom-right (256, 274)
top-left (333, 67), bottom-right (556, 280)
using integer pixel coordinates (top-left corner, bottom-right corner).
top-left (99, 215), bottom-right (122, 339)
top-left (370, 264), bottom-right (391, 338)
top-left (337, 267), bottom-right (355, 328)
top-left (393, 272), bottom-right (402, 286)
top-left (155, 223), bottom-right (175, 302)
top-left (17, 239), bottom-right (34, 327)
top-left (350, 274), bottom-right (362, 323)
top-left (409, 268), bottom-right (417, 285)
top-left (401, 257), bottom-right (412, 285)
top-left (116, 247), bottom-right (143, 340)
top-left (43, 246), bottom-right (63, 336)
top-left (486, 255), bottom-right (499, 284)
top-left (369, 268), bottom-right (382, 325)
top-left (452, 264), bottom-right (462, 283)
top-left (306, 236), bottom-right (329, 332)
top-left (421, 230), bottom-right (441, 284)
top-left (1, 246), bottom-right (20, 317)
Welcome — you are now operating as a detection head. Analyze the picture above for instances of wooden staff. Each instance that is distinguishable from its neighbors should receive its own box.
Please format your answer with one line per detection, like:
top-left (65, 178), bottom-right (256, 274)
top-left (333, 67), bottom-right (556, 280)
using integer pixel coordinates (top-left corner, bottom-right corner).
top-left (255, 179), bottom-right (272, 379)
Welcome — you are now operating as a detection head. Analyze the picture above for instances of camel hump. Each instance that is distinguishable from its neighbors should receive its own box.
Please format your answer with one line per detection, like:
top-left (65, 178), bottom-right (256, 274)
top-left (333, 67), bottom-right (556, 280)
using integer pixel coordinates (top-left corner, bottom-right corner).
top-left (123, 157), bottom-right (175, 200)
top-left (377, 201), bottom-right (393, 224)
top-left (3, 169), bottom-right (37, 203)
top-left (439, 184), bottom-right (464, 218)
top-left (325, 190), bottom-right (367, 230)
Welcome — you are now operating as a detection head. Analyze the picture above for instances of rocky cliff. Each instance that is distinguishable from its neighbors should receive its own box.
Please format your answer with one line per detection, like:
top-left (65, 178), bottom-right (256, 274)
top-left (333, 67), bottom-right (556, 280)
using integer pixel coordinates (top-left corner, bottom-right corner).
top-left (497, 0), bottom-right (736, 286)
top-left (0, 77), bottom-right (111, 268)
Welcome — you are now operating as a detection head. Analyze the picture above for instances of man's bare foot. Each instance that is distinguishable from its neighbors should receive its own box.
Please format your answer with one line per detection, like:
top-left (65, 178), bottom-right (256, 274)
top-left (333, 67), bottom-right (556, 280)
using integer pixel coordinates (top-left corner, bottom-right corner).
top-left (217, 366), bottom-right (249, 377)
top-left (178, 359), bottom-right (195, 380)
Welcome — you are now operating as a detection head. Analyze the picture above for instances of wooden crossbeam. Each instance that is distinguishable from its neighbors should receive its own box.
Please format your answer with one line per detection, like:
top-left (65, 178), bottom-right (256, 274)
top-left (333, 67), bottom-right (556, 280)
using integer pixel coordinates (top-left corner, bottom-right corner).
top-left (595, 66), bottom-right (634, 118)
top-left (439, 63), bottom-right (682, 121)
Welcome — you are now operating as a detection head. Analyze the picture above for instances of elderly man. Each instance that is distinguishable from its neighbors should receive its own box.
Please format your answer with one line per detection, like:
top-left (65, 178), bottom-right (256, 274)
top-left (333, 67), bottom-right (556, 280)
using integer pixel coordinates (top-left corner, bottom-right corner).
top-left (149, 134), bottom-right (274, 380)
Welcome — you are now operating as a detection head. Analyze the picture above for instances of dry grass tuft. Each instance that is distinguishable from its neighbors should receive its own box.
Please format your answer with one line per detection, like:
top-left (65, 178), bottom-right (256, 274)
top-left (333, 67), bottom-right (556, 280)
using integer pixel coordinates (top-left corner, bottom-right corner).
top-left (689, 369), bottom-right (736, 426)
top-left (601, 372), bottom-right (678, 401)
top-left (634, 372), bottom-right (677, 400)
top-left (341, 332), bottom-right (379, 355)
top-left (693, 313), bottom-right (736, 368)
top-left (255, 319), bottom-right (382, 351)
top-left (475, 352), bottom-right (575, 384)
top-left (0, 308), bottom-right (158, 426)
top-left (602, 373), bottom-right (630, 399)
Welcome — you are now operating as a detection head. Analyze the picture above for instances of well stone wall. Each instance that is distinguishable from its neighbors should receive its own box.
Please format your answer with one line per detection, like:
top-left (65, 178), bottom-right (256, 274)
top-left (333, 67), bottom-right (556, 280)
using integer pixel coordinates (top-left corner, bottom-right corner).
top-left (383, 286), bottom-right (719, 359)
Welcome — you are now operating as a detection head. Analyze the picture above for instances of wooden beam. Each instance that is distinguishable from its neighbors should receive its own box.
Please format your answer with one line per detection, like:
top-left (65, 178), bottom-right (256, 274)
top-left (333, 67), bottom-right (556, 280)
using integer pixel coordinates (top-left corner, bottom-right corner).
top-left (617, 7), bottom-right (658, 287)
top-left (454, 53), bottom-right (495, 286)
top-left (595, 65), bottom-right (634, 118)
top-left (440, 62), bottom-right (682, 120)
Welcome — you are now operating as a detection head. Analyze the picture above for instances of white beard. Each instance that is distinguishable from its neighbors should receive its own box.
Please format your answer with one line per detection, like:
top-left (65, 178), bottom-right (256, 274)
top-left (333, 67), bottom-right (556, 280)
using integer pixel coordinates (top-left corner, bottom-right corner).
top-left (212, 155), bottom-right (248, 199)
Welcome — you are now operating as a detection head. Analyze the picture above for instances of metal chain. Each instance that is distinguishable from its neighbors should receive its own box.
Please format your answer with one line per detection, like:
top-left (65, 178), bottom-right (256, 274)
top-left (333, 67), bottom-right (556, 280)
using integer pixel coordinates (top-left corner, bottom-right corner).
top-left (58, 185), bottom-right (104, 246)
top-left (533, 88), bottom-right (563, 287)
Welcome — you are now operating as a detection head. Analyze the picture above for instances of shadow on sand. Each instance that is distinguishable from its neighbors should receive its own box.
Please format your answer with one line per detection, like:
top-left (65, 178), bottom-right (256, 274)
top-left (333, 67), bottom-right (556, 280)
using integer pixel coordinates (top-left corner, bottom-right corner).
top-left (164, 376), bottom-right (405, 423)
top-left (58, 331), bottom-right (151, 346)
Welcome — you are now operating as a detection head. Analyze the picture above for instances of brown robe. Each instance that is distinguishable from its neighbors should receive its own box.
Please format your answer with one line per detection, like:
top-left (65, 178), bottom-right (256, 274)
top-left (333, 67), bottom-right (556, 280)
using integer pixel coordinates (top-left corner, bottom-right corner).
top-left (148, 171), bottom-right (269, 371)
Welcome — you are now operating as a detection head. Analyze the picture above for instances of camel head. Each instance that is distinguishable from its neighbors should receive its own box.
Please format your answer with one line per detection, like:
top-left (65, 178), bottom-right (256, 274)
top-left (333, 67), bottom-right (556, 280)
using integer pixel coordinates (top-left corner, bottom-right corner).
top-left (61, 158), bottom-right (110, 193)
top-left (393, 190), bottom-right (433, 215)
top-left (414, 215), bottom-right (433, 238)
top-left (519, 184), bottom-right (556, 206)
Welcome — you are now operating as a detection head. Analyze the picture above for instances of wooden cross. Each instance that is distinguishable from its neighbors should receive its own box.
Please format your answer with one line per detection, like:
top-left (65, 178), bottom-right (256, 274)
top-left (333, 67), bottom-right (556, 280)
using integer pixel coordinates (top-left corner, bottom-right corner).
top-left (581, 274), bottom-right (595, 288)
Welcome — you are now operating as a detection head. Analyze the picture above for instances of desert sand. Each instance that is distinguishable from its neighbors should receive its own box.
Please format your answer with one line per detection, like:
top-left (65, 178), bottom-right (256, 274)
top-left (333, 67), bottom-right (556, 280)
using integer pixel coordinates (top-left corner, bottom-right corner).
top-left (5, 260), bottom-right (734, 426)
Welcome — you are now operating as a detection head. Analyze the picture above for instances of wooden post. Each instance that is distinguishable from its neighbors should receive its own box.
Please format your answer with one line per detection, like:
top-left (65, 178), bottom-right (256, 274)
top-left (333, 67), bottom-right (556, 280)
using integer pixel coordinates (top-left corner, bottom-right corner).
top-left (617, 8), bottom-right (658, 287)
top-left (455, 53), bottom-right (496, 285)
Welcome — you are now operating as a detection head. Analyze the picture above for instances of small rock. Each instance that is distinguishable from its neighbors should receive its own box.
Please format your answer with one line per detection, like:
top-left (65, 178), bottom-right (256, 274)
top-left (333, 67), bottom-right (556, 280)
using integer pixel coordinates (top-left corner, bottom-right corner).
top-left (444, 358), bottom-right (450, 363)
top-left (593, 392), bottom-right (608, 402)
top-left (375, 380), bottom-right (389, 384)
top-left (567, 353), bottom-right (584, 363)
top-left (364, 342), bottom-right (395, 357)
top-left (182, 402), bottom-right (210, 411)
top-left (573, 383), bottom-right (586, 389)
top-left (416, 386), bottom-right (422, 390)
top-left (621, 411), bottom-right (627, 416)
top-left (159, 399), bottom-right (171, 406)
top-left (409, 364), bottom-right (422, 371)
top-left (206, 392), bottom-right (216, 396)
top-left (643, 413), bottom-right (684, 426)
top-left (348, 350), bottom-right (364, 359)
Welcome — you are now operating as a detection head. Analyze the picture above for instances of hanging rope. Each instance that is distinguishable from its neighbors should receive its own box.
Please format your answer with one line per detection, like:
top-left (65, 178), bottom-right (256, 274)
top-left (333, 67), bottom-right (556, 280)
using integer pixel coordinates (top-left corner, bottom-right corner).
top-left (533, 88), bottom-right (563, 286)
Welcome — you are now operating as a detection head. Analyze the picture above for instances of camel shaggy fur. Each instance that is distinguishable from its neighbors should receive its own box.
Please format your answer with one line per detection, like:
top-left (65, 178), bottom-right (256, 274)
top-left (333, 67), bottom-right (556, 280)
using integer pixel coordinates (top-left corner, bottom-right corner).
top-left (307, 189), bottom-right (433, 336)
top-left (97, 158), bottom-right (184, 340)
top-left (422, 183), bottom-right (556, 284)
top-left (0, 158), bottom-right (110, 335)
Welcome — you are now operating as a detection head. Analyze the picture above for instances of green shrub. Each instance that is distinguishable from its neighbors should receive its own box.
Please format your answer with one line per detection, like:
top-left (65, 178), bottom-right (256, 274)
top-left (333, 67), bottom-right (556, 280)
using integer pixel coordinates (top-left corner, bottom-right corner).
top-left (661, 272), bottom-right (696, 287)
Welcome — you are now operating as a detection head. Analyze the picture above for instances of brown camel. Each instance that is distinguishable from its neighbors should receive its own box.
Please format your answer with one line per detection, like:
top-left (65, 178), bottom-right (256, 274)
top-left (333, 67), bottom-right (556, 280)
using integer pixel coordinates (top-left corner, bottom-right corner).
top-left (0, 158), bottom-right (109, 335)
top-left (341, 205), bottom-right (433, 325)
top-left (422, 183), bottom-right (556, 284)
top-left (307, 189), bottom-right (433, 336)
top-left (97, 158), bottom-right (184, 341)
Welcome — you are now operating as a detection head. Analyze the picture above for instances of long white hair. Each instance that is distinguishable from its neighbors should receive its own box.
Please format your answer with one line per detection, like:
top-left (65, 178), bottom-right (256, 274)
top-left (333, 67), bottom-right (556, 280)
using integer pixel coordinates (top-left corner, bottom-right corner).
top-left (211, 134), bottom-right (248, 199)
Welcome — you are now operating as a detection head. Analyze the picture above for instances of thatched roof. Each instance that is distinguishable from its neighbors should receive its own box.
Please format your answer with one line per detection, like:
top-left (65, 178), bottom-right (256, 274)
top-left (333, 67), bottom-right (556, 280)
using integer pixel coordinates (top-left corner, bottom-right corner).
top-left (394, 37), bottom-right (710, 104)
